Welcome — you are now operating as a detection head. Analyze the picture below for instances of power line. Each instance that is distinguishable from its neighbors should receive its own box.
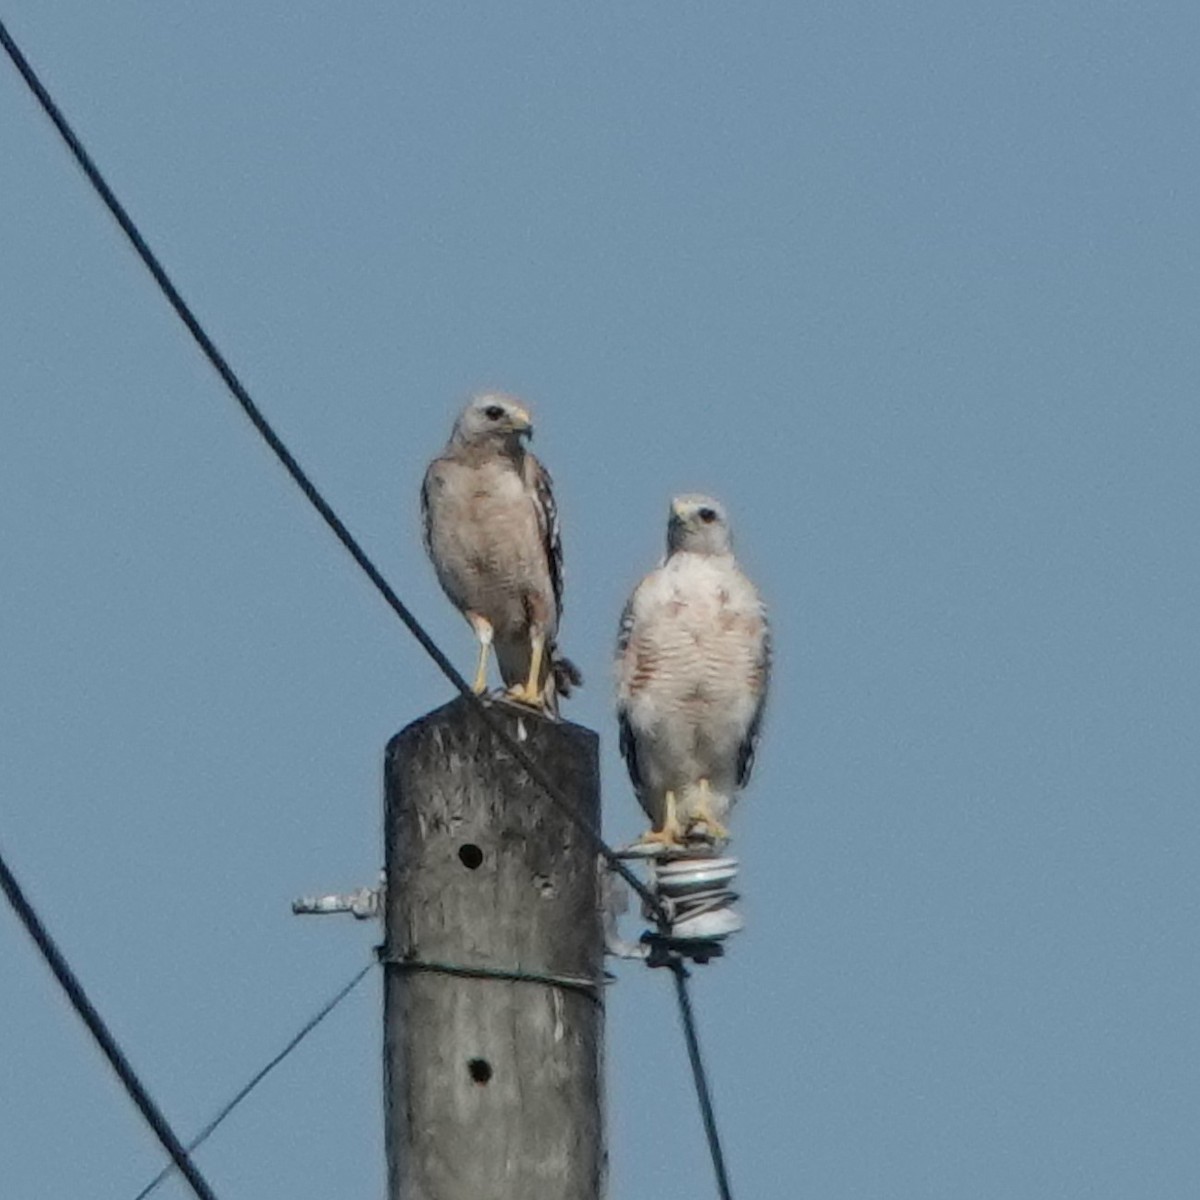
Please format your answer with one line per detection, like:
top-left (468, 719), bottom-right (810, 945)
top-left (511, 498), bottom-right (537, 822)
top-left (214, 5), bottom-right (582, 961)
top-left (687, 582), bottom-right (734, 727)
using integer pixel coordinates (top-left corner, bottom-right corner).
top-left (0, 19), bottom-right (734, 1199)
top-left (133, 960), bottom-right (375, 1200)
top-left (0, 846), bottom-right (221, 1200)
top-left (672, 963), bottom-right (734, 1200)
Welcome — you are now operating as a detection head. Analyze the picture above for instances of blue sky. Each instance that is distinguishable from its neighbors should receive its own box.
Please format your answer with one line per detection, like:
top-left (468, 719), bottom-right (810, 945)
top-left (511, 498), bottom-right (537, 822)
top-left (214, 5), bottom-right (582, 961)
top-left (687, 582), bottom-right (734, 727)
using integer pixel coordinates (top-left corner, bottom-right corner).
top-left (2, 3), bottom-right (1198, 1197)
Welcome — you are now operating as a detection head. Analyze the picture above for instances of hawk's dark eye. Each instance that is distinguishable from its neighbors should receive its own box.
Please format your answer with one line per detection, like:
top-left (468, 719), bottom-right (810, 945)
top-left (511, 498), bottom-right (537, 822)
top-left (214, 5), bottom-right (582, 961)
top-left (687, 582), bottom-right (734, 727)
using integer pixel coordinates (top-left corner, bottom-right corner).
top-left (698, 507), bottom-right (718, 524)
top-left (483, 405), bottom-right (506, 421)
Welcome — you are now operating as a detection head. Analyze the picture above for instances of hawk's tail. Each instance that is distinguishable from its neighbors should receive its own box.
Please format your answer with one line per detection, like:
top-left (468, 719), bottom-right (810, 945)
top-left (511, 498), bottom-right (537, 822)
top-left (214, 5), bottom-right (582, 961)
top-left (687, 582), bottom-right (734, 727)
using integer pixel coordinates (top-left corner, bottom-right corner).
top-left (537, 646), bottom-right (581, 716)
top-left (551, 649), bottom-right (583, 699)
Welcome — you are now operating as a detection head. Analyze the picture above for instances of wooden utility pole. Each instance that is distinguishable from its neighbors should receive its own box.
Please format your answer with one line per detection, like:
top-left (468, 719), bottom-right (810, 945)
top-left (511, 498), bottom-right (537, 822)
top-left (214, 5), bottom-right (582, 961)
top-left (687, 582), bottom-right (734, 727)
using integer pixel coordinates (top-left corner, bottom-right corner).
top-left (382, 695), bottom-right (604, 1200)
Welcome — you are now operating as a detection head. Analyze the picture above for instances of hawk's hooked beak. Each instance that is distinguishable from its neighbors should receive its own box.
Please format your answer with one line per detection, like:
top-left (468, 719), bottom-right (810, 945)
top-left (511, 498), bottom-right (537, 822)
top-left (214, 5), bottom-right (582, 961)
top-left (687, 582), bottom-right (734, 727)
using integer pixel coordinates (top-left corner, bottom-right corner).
top-left (670, 498), bottom-right (690, 520)
top-left (511, 406), bottom-right (534, 440)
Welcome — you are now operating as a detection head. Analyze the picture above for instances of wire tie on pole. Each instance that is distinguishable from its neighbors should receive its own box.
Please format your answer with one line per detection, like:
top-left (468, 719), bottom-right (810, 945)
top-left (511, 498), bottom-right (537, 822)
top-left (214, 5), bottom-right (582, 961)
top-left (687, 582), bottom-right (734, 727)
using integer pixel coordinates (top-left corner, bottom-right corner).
top-left (377, 951), bottom-right (606, 1002)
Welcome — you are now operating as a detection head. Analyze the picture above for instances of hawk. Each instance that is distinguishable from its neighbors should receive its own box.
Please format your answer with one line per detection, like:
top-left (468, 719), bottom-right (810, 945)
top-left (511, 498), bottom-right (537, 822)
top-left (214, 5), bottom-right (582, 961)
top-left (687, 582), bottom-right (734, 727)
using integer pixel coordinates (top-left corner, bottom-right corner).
top-left (616, 495), bottom-right (770, 846)
top-left (422, 393), bottom-right (580, 714)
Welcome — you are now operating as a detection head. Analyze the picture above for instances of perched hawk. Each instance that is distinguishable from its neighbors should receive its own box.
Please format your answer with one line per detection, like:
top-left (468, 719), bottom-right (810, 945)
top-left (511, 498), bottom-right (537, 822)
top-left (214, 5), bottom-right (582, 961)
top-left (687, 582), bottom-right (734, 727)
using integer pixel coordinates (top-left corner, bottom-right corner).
top-left (616, 495), bottom-right (770, 846)
top-left (422, 393), bottom-right (580, 713)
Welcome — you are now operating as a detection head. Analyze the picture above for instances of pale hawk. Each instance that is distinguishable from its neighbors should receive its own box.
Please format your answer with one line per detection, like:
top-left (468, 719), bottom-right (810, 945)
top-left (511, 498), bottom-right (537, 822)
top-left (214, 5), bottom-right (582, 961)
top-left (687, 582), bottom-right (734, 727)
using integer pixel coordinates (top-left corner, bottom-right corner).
top-left (616, 495), bottom-right (769, 845)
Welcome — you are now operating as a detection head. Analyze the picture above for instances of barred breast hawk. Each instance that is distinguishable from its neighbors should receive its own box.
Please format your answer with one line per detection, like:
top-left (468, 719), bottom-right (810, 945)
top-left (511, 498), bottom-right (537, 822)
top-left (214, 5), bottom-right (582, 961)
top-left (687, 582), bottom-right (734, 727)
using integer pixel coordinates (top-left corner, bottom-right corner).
top-left (616, 495), bottom-right (770, 846)
top-left (422, 393), bottom-right (580, 714)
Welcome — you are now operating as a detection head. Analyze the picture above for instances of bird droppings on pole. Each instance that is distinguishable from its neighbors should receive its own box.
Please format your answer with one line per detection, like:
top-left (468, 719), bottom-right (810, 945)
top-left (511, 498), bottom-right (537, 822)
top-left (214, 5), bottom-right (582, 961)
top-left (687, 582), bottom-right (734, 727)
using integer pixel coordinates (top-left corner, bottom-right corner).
top-left (382, 694), bottom-right (604, 1200)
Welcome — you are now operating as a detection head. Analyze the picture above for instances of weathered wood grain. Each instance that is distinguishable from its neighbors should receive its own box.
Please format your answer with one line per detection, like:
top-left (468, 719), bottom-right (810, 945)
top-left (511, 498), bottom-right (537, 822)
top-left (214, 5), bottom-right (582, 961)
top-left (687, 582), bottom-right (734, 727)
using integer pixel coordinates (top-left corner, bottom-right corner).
top-left (383, 696), bottom-right (604, 1200)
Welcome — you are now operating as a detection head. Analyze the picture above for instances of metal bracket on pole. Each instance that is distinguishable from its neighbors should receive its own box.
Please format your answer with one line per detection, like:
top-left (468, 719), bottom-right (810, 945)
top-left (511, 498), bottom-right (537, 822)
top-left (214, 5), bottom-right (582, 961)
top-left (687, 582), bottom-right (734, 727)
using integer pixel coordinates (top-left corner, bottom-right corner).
top-left (292, 873), bottom-right (384, 920)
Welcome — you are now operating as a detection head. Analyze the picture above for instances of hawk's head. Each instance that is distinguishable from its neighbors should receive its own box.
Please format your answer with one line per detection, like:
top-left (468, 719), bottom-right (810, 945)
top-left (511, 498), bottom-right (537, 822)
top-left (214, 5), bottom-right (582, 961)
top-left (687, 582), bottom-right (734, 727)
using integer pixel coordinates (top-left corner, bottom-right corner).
top-left (451, 393), bottom-right (533, 448)
top-left (667, 494), bottom-right (733, 556)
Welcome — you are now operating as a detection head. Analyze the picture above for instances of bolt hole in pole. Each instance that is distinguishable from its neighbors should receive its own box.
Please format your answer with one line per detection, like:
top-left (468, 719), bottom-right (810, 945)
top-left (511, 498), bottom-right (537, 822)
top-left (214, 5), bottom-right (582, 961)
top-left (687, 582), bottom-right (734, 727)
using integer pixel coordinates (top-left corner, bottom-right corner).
top-left (467, 1058), bottom-right (492, 1085)
top-left (458, 844), bottom-right (483, 870)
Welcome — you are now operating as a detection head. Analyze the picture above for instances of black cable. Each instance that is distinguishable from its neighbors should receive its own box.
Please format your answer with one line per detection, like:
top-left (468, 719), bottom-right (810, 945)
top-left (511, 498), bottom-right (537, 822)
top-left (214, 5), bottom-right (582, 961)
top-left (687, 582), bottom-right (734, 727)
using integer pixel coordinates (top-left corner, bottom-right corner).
top-left (671, 963), bottom-right (735, 1200)
top-left (0, 14), bottom-right (662, 925)
top-left (378, 952), bottom-right (603, 1002)
top-left (133, 960), bottom-right (375, 1200)
top-left (0, 847), bottom-right (221, 1200)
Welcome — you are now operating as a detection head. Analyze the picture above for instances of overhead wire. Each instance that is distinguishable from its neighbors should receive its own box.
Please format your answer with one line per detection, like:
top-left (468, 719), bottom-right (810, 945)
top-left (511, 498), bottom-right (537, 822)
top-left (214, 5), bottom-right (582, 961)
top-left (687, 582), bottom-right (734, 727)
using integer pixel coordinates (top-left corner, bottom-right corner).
top-left (671, 962), bottom-right (734, 1200)
top-left (0, 16), bottom-right (734, 1198)
top-left (133, 960), bottom-right (376, 1200)
top-left (0, 847), bottom-right (222, 1200)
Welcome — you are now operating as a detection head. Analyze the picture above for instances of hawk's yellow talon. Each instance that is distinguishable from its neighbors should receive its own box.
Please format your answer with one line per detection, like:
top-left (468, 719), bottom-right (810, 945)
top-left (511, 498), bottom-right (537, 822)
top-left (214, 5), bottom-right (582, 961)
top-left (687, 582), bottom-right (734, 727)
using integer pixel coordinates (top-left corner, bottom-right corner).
top-left (505, 683), bottom-right (546, 708)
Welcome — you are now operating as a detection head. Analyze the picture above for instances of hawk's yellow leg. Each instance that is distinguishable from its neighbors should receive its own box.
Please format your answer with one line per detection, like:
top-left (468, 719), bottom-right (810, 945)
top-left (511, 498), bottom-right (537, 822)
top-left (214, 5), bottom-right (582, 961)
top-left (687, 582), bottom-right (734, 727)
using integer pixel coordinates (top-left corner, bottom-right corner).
top-left (467, 614), bottom-right (493, 695)
top-left (689, 778), bottom-right (730, 841)
top-left (638, 790), bottom-right (687, 847)
top-left (507, 629), bottom-right (547, 708)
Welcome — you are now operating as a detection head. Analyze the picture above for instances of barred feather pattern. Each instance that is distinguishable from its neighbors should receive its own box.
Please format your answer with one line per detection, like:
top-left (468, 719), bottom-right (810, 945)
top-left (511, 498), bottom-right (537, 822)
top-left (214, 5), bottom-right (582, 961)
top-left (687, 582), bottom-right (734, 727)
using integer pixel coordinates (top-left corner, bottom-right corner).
top-left (616, 547), bottom-right (769, 833)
